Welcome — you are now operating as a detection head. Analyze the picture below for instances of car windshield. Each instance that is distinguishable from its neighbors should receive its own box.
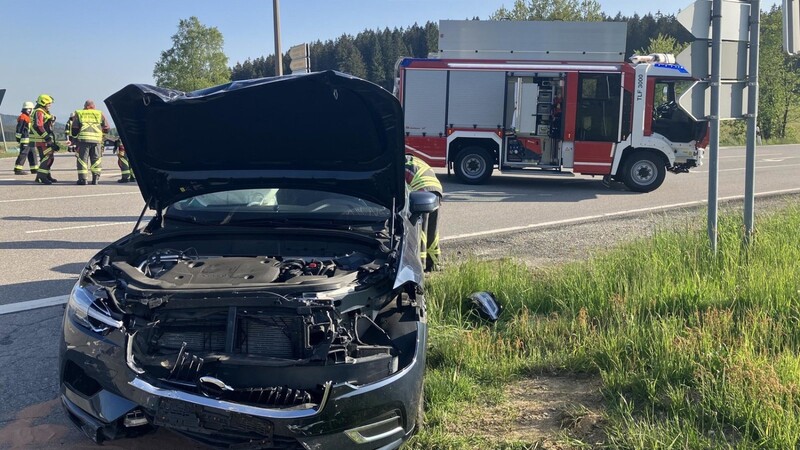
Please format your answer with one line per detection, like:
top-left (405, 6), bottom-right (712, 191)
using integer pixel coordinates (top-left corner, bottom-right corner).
top-left (166, 188), bottom-right (391, 225)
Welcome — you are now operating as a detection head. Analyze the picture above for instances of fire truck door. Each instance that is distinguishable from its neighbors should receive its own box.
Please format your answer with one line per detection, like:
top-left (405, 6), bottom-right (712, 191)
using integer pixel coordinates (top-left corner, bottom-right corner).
top-left (572, 72), bottom-right (621, 175)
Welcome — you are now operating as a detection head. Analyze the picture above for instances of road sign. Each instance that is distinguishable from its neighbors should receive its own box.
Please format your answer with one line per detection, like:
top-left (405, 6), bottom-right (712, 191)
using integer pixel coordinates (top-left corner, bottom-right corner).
top-left (288, 43), bottom-right (310, 73)
top-left (785, 0), bottom-right (800, 54)
top-left (679, 80), bottom-right (748, 121)
top-left (676, 40), bottom-right (748, 80)
top-left (677, 0), bottom-right (751, 41)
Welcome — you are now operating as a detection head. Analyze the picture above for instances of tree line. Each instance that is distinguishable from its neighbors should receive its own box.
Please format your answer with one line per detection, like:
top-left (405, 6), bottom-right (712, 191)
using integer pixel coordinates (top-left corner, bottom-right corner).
top-left (154, 5), bottom-right (798, 141)
top-left (228, 15), bottom-right (692, 91)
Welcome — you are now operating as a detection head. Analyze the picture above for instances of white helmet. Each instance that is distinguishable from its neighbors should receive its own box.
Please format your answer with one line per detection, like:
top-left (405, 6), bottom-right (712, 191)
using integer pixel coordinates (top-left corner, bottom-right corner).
top-left (22, 101), bottom-right (35, 110)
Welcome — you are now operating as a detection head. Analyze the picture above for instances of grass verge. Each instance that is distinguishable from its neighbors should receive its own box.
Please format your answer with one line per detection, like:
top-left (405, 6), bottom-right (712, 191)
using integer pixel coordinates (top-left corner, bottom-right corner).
top-left (410, 199), bottom-right (800, 449)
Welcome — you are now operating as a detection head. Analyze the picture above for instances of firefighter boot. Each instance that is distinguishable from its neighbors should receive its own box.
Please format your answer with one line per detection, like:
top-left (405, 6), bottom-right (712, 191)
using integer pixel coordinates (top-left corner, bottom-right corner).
top-left (117, 175), bottom-right (129, 183)
top-left (91, 174), bottom-right (100, 185)
top-left (14, 170), bottom-right (29, 175)
top-left (77, 179), bottom-right (87, 185)
top-left (35, 174), bottom-right (53, 185)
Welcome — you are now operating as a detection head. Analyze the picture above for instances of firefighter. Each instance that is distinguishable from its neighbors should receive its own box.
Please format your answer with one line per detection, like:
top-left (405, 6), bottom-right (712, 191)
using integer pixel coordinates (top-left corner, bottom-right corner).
top-left (405, 154), bottom-right (443, 271)
top-left (30, 94), bottom-right (60, 184)
top-left (13, 101), bottom-right (38, 175)
top-left (65, 112), bottom-right (77, 153)
top-left (115, 138), bottom-right (135, 183)
top-left (71, 100), bottom-right (110, 185)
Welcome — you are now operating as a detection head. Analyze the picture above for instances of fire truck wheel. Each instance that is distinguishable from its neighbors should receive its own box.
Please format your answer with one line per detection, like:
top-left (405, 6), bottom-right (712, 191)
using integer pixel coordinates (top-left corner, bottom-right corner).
top-left (454, 147), bottom-right (493, 184)
top-left (622, 151), bottom-right (666, 193)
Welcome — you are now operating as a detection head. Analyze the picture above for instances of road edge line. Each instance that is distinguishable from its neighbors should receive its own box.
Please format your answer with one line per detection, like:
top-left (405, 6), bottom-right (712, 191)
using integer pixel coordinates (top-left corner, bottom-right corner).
top-left (441, 188), bottom-right (800, 242)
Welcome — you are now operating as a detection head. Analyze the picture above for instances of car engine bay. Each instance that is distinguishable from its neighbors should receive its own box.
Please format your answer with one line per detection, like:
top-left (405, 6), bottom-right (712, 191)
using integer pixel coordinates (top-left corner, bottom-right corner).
top-left (72, 230), bottom-right (422, 409)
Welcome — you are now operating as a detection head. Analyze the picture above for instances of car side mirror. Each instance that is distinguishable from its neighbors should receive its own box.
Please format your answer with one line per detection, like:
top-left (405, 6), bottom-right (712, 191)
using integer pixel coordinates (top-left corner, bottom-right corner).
top-left (408, 191), bottom-right (439, 223)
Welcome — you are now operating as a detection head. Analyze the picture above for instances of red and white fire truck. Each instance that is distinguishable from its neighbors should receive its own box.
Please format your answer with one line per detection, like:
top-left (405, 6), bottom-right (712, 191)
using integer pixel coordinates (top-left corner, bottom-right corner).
top-left (396, 20), bottom-right (707, 192)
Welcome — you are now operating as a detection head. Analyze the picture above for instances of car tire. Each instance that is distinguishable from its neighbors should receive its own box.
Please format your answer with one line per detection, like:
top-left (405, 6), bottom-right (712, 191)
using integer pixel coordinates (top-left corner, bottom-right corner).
top-left (454, 147), bottom-right (493, 184)
top-left (621, 151), bottom-right (666, 193)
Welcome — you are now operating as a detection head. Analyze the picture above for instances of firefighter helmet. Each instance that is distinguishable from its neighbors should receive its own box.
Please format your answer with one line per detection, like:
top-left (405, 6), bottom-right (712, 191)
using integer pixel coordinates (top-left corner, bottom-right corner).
top-left (36, 94), bottom-right (54, 106)
top-left (22, 101), bottom-right (35, 110)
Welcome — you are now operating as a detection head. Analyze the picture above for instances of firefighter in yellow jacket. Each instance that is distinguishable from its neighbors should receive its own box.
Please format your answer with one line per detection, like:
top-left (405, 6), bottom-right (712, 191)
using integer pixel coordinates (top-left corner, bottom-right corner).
top-left (31, 94), bottom-right (59, 184)
top-left (405, 154), bottom-right (443, 271)
top-left (71, 100), bottom-right (110, 185)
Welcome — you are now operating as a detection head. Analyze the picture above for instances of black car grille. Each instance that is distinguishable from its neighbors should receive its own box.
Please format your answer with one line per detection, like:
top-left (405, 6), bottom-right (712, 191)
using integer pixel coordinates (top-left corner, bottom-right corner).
top-left (159, 329), bottom-right (226, 352)
top-left (236, 315), bottom-right (298, 358)
top-left (154, 310), bottom-right (303, 359)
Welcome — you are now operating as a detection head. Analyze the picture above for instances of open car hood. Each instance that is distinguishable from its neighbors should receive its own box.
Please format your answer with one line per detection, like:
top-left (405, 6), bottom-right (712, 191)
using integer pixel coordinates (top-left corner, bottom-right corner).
top-left (105, 71), bottom-right (406, 210)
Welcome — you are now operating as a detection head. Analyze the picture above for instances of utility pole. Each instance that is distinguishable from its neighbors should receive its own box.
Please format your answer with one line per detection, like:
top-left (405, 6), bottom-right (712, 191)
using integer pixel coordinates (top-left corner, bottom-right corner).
top-left (273, 0), bottom-right (283, 76)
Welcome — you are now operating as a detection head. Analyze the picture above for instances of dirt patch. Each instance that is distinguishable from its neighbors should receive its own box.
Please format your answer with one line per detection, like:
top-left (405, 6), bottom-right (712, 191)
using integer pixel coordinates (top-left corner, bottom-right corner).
top-left (0, 399), bottom-right (70, 449)
top-left (0, 397), bottom-right (206, 450)
top-left (448, 375), bottom-right (606, 448)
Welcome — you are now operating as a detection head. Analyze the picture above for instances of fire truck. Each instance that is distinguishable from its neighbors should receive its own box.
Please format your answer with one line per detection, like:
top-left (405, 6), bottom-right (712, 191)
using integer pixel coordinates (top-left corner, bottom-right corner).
top-left (396, 20), bottom-right (707, 192)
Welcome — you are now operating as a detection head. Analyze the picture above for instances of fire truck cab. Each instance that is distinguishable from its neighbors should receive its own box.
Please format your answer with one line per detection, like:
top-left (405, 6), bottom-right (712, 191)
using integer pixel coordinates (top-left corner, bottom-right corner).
top-left (396, 21), bottom-right (706, 192)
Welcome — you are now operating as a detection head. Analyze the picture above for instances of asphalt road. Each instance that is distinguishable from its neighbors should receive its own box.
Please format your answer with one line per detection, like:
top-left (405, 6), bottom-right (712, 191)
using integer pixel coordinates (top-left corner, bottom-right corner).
top-left (0, 144), bottom-right (798, 448)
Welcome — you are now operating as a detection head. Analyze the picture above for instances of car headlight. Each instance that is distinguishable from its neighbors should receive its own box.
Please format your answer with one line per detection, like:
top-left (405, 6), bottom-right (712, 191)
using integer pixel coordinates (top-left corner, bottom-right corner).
top-left (68, 283), bottom-right (123, 333)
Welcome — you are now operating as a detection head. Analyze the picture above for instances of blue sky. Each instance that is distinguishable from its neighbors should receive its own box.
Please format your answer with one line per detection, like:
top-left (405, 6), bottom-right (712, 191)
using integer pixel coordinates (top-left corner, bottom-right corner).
top-left (0, 0), bottom-right (774, 122)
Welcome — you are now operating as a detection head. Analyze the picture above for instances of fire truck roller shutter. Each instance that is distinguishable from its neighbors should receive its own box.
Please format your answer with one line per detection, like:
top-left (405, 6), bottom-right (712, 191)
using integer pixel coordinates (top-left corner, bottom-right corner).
top-left (404, 70), bottom-right (448, 137)
top-left (619, 149), bottom-right (668, 193)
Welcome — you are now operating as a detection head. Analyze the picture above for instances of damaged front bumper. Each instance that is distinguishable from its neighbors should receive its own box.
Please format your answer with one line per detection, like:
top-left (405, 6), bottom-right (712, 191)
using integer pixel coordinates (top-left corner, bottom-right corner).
top-left (59, 309), bottom-right (426, 449)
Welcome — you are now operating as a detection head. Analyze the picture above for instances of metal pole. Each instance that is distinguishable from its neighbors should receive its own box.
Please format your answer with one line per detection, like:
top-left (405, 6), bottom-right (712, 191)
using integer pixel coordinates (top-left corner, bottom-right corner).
top-left (707, 0), bottom-right (723, 254)
top-left (744, 0), bottom-right (760, 243)
top-left (0, 120), bottom-right (7, 154)
top-left (273, 0), bottom-right (283, 76)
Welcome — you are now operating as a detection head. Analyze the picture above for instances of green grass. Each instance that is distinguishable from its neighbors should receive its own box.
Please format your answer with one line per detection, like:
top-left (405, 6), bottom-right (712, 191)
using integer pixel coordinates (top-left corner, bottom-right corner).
top-left (410, 200), bottom-right (800, 449)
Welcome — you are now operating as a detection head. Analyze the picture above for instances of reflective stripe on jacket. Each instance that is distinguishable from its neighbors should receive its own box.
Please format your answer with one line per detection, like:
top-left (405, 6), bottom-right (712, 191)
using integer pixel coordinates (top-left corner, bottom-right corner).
top-left (405, 155), bottom-right (443, 194)
top-left (74, 109), bottom-right (104, 143)
top-left (30, 107), bottom-right (54, 143)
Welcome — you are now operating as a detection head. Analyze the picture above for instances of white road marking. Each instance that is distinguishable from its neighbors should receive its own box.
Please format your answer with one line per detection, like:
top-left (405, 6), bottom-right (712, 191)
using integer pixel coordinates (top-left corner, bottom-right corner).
top-left (0, 295), bottom-right (69, 315)
top-left (441, 187), bottom-right (800, 242)
top-left (26, 222), bottom-right (137, 234)
top-left (693, 163), bottom-right (800, 173)
top-left (0, 191), bottom-right (139, 204)
top-left (719, 153), bottom-right (782, 159)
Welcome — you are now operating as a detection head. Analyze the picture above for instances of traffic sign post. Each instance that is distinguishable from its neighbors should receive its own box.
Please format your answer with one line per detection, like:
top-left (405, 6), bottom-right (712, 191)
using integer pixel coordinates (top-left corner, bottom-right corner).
top-left (0, 89), bottom-right (7, 152)
top-left (744, 0), bottom-right (760, 242)
top-left (707, 0), bottom-right (723, 254)
top-left (677, 0), bottom-right (760, 252)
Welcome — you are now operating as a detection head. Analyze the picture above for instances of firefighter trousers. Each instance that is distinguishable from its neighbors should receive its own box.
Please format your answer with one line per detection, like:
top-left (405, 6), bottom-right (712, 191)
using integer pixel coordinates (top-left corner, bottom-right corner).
top-left (419, 207), bottom-right (441, 272)
top-left (117, 150), bottom-right (134, 180)
top-left (76, 142), bottom-right (102, 181)
top-left (14, 144), bottom-right (39, 172)
top-left (35, 143), bottom-right (56, 181)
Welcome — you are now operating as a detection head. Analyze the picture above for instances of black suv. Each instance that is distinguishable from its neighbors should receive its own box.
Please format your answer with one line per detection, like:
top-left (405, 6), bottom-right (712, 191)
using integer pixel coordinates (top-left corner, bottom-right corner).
top-left (59, 71), bottom-right (436, 449)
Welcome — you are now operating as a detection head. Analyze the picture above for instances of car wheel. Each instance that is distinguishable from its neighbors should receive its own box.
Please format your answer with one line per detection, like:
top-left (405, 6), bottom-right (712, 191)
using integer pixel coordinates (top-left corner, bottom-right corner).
top-left (622, 151), bottom-right (666, 192)
top-left (454, 147), bottom-right (493, 184)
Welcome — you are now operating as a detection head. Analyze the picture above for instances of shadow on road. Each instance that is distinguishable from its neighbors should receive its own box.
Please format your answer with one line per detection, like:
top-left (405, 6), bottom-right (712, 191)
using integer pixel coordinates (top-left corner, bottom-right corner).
top-left (51, 263), bottom-right (87, 275)
top-left (441, 174), bottom-right (634, 203)
top-left (0, 240), bottom-right (109, 250)
top-left (0, 278), bottom-right (76, 305)
top-left (3, 216), bottom-right (140, 223)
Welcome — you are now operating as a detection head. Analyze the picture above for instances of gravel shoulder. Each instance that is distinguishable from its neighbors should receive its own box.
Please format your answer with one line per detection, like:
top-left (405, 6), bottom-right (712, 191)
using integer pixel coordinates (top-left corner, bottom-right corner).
top-left (442, 194), bottom-right (800, 267)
